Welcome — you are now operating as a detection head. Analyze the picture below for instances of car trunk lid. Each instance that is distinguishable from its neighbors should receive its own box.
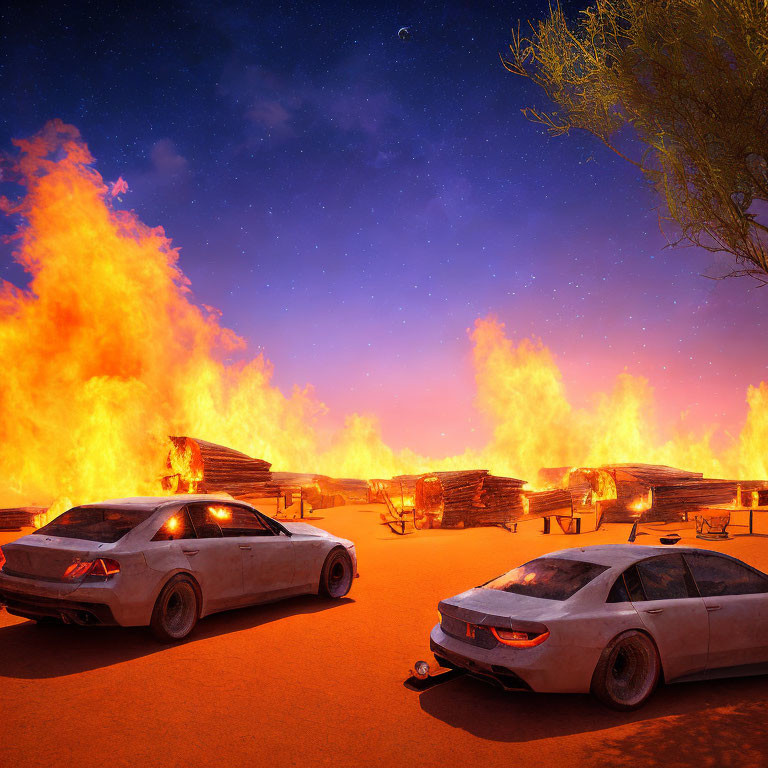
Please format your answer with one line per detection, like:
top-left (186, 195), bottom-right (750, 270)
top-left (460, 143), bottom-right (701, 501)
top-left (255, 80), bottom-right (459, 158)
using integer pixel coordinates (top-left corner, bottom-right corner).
top-left (439, 587), bottom-right (564, 635)
top-left (1, 536), bottom-right (108, 592)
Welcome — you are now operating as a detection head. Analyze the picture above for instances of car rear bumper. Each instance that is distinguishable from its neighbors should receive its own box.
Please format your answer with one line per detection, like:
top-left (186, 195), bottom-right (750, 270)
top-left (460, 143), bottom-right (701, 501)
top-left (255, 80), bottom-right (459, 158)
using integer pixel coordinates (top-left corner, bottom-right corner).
top-left (0, 586), bottom-right (117, 625)
top-left (0, 571), bottom-right (151, 626)
top-left (430, 624), bottom-right (598, 694)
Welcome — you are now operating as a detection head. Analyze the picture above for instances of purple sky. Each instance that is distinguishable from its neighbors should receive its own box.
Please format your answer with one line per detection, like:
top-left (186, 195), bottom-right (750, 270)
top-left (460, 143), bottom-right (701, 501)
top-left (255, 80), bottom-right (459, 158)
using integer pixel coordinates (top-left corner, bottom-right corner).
top-left (2, 0), bottom-right (766, 456)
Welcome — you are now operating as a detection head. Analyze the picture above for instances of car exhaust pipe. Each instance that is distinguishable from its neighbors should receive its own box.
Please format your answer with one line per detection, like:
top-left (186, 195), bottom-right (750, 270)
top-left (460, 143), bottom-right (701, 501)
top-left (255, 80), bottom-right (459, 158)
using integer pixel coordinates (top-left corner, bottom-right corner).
top-left (60, 610), bottom-right (95, 626)
top-left (404, 660), bottom-right (466, 691)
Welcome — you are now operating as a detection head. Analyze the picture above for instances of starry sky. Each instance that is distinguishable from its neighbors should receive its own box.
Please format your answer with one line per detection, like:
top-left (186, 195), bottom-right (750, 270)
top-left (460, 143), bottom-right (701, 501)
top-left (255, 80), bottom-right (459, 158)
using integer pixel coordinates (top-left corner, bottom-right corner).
top-left (1, 0), bottom-right (766, 456)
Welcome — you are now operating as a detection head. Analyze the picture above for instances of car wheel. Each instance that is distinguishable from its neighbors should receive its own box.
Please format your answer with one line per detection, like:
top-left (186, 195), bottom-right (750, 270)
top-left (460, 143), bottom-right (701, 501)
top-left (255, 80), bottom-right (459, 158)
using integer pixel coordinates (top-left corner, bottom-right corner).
top-left (319, 548), bottom-right (354, 599)
top-left (591, 630), bottom-right (660, 710)
top-left (150, 575), bottom-right (199, 643)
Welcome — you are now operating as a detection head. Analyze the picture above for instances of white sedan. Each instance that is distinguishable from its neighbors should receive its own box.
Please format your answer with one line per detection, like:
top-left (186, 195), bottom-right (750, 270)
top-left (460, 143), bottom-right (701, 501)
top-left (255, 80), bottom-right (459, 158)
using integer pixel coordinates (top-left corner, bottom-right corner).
top-left (0, 495), bottom-right (357, 642)
top-left (429, 544), bottom-right (768, 709)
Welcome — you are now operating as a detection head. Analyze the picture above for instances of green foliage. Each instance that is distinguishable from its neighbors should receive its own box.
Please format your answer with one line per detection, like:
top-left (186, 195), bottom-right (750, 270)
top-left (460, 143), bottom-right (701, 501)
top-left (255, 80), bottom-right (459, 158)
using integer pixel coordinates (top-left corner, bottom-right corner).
top-left (503, 0), bottom-right (768, 282)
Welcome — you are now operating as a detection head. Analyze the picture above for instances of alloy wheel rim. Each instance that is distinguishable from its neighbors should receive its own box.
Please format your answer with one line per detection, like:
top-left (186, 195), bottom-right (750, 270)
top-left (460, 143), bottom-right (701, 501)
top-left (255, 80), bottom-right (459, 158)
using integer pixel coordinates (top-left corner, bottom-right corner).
top-left (163, 583), bottom-right (196, 637)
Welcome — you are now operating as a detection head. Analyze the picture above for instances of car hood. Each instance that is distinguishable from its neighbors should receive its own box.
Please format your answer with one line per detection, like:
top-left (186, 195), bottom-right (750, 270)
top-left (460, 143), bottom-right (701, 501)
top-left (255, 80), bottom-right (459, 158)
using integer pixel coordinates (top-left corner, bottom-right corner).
top-left (282, 522), bottom-right (351, 545)
top-left (439, 587), bottom-right (572, 630)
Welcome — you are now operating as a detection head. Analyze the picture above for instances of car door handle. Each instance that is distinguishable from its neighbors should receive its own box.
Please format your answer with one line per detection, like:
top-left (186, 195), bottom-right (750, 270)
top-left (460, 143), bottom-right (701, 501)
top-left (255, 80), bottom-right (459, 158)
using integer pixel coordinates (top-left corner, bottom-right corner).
top-left (644, 608), bottom-right (664, 614)
top-left (182, 549), bottom-right (199, 556)
top-left (706, 605), bottom-right (721, 612)
top-left (239, 544), bottom-right (252, 550)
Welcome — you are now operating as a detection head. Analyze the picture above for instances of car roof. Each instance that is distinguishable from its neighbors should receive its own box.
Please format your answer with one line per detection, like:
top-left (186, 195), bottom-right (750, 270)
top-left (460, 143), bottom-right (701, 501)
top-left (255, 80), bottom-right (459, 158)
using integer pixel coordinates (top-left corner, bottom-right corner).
top-left (539, 544), bottom-right (709, 569)
top-left (79, 494), bottom-right (241, 512)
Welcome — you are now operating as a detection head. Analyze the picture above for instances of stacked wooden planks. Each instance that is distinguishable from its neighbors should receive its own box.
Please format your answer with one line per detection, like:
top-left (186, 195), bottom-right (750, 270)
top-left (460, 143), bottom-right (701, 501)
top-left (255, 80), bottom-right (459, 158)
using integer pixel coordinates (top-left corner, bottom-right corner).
top-left (164, 436), bottom-right (272, 496)
top-left (568, 464), bottom-right (706, 523)
top-left (472, 475), bottom-right (527, 526)
top-left (736, 483), bottom-right (768, 506)
top-left (415, 470), bottom-right (526, 528)
top-left (416, 470), bottom-right (487, 527)
top-left (648, 480), bottom-right (737, 521)
top-left (0, 507), bottom-right (46, 531)
top-left (648, 479), bottom-right (768, 522)
top-left (605, 464), bottom-right (703, 485)
top-left (525, 488), bottom-right (574, 519)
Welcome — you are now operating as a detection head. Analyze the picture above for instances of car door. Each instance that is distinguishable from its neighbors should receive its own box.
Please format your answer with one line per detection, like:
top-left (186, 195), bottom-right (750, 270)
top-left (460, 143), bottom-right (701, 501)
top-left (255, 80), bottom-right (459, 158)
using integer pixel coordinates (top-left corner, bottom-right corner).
top-left (213, 504), bottom-right (296, 603)
top-left (683, 552), bottom-right (768, 672)
top-left (627, 554), bottom-right (709, 681)
top-left (184, 503), bottom-right (245, 611)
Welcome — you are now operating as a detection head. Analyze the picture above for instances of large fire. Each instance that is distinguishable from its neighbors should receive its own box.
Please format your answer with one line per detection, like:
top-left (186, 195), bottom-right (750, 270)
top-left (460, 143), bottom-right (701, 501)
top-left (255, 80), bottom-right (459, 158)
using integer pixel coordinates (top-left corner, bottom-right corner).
top-left (1, 121), bottom-right (767, 512)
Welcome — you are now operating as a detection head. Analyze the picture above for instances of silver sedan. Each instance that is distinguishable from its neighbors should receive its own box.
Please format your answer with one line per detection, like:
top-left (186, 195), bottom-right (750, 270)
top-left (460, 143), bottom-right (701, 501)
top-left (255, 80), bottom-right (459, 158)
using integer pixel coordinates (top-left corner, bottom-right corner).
top-left (0, 495), bottom-right (357, 642)
top-left (429, 544), bottom-right (768, 709)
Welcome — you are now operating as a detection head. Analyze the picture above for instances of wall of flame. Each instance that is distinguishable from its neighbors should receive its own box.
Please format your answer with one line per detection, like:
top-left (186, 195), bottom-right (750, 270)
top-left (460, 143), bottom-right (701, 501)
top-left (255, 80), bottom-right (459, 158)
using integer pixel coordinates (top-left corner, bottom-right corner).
top-left (1, 121), bottom-right (767, 512)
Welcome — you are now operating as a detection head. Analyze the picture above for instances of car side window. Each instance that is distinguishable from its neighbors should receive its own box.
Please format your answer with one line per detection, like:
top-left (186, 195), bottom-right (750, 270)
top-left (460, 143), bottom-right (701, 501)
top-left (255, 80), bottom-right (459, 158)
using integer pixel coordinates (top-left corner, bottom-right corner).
top-left (606, 567), bottom-right (645, 602)
top-left (187, 503), bottom-right (224, 539)
top-left (623, 566), bottom-right (646, 601)
top-left (684, 552), bottom-right (768, 597)
top-left (635, 554), bottom-right (695, 601)
top-left (606, 575), bottom-right (631, 603)
top-left (203, 504), bottom-right (273, 537)
top-left (152, 508), bottom-right (197, 541)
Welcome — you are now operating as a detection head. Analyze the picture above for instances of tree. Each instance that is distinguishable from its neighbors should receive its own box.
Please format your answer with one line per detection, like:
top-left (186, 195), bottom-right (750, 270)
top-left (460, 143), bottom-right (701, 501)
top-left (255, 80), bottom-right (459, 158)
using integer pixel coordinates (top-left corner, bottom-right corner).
top-left (502, 0), bottom-right (768, 283)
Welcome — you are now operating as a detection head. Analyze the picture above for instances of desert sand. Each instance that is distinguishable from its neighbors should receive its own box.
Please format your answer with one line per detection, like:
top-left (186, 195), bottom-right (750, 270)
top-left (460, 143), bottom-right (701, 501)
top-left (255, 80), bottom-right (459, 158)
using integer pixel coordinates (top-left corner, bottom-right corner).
top-left (2, 505), bottom-right (768, 768)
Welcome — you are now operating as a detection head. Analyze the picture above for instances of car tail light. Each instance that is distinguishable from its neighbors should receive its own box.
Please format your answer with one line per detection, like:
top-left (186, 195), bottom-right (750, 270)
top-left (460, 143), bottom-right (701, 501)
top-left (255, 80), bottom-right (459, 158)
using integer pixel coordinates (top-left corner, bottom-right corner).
top-left (491, 626), bottom-right (550, 648)
top-left (0, 546), bottom-right (5, 572)
top-left (89, 558), bottom-right (120, 578)
top-left (63, 558), bottom-right (120, 581)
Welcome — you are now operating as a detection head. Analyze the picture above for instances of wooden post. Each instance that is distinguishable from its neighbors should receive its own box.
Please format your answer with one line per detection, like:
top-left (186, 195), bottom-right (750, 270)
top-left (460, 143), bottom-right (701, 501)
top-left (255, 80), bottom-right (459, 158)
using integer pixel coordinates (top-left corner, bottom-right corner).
top-left (300, 489), bottom-right (304, 519)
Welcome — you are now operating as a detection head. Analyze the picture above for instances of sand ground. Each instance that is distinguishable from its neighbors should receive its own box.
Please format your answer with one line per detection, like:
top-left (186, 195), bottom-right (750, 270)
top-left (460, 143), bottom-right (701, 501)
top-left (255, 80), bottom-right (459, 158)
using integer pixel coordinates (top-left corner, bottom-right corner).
top-left (2, 505), bottom-right (768, 768)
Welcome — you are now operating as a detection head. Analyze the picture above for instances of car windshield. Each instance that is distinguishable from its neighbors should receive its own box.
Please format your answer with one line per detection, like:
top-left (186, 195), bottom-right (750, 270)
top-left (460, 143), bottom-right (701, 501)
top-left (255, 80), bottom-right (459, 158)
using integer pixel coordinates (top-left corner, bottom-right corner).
top-left (483, 557), bottom-right (610, 601)
top-left (33, 506), bottom-right (155, 543)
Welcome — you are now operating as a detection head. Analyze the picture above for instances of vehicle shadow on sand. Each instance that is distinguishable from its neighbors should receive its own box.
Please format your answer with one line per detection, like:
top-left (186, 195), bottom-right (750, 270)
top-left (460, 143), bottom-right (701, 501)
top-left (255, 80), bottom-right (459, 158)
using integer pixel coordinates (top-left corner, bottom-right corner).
top-left (418, 673), bottom-right (768, 747)
top-left (0, 595), bottom-right (353, 680)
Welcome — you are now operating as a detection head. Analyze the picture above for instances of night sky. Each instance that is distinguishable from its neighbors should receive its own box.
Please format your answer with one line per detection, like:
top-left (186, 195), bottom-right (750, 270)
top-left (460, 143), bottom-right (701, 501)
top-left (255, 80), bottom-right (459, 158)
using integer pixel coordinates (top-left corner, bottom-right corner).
top-left (2, 0), bottom-right (766, 456)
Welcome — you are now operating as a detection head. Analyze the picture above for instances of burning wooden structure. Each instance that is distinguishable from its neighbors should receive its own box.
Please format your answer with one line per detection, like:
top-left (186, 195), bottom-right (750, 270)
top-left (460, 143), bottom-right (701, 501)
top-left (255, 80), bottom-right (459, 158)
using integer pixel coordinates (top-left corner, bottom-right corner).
top-left (0, 507), bottom-right (46, 531)
top-left (414, 470), bottom-right (525, 528)
top-left (163, 436), bottom-right (272, 496)
top-left (567, 463), bottom-right (768, 523)
top-left (272, 472), bottom-right (370, 509)
top-left (368, 475), bottom-right (419, 507)
top-left (524, 488), bottom-right (574, 518)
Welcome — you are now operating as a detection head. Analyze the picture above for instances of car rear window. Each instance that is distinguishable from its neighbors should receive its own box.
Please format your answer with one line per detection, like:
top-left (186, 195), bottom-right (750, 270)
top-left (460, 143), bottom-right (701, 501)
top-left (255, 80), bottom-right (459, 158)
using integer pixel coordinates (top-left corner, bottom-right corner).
top-left (482, 557), bottom-right (610, 601)
top-left (33, 506), bottom-right (155, 543)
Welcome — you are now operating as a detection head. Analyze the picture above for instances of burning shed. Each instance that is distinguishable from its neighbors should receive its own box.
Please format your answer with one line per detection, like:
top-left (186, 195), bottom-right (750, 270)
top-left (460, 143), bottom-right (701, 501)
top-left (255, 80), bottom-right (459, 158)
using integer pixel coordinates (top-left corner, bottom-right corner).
top-left (414, 470), bottom-right (525, 528)
top-left (163, 436), bottom-right (272, 495)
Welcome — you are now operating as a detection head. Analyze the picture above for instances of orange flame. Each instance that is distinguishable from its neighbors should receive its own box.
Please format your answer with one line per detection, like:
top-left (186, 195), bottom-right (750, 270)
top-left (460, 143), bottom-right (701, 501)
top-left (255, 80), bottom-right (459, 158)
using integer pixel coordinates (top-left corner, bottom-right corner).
top-left (208, 506), bottom-right (231, 520)
top-left (1, 121), bottom-right (767, 519)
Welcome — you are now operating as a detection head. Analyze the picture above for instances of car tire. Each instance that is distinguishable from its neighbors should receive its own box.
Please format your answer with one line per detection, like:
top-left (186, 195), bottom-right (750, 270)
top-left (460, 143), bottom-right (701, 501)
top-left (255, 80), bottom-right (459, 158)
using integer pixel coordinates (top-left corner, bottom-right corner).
top-left (150, 574), bottom-right (199, 643)
top-left (319, 548), bottom-right (354, 599)
top-left (591, 630), bottom-right (661, 710)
